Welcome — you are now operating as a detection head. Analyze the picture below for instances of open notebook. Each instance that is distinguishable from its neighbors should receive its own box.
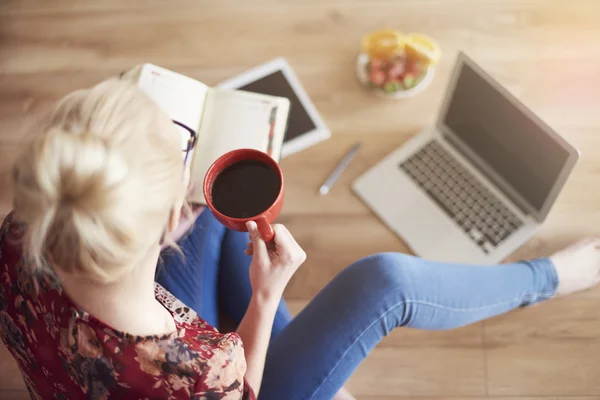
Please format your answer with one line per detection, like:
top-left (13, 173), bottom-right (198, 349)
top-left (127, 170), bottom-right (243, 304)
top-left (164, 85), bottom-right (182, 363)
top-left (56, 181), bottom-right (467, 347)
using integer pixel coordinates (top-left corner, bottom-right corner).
top-left (122, 63), bottom-right (290, 204)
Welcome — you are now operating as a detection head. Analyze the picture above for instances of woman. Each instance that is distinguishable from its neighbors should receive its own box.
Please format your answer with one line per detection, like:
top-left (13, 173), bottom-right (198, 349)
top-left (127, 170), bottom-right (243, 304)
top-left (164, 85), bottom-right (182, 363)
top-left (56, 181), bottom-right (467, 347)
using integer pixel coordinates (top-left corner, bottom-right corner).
top-left (1, 79), bottom-right (598, 400)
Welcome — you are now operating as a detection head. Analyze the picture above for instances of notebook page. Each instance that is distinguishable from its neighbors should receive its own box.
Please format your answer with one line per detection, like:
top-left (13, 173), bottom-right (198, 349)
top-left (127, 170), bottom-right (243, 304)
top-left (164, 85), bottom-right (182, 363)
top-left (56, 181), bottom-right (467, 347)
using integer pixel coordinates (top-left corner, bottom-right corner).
top-left (136, 64), bottom-right (208, 154)
top-left (268, 98), bottom-right (291, 161)
top-left (190, 89), bottom-right (272, 203)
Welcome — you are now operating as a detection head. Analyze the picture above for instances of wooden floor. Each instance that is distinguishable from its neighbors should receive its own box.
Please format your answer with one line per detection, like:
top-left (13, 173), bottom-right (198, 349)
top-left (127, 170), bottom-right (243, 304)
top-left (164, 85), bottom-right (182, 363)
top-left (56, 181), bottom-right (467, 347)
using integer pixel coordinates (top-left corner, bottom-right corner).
top-left (1, 0), bottom-right (600, 398)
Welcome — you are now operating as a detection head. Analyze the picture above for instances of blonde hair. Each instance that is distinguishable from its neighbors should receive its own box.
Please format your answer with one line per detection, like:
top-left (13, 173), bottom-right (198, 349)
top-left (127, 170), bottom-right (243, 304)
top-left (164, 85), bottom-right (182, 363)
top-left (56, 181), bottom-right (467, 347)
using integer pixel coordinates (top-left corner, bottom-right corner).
top-left (12, 79), bottom-right (185, 283)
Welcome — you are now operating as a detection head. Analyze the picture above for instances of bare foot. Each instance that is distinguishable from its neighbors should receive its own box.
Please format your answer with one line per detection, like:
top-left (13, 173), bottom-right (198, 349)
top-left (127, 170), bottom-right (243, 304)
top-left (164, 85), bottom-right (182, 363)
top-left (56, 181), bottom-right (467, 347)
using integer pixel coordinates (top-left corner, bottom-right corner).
top-left (333, 387), bottom-right (357, 400)
top-left (550, 239), bottom-right (600, 296)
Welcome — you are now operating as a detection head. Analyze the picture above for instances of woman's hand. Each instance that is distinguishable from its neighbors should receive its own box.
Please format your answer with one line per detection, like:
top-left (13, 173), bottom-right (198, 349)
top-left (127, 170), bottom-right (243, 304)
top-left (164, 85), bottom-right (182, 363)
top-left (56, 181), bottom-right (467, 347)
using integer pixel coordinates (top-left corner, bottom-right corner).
top-left (161, 184), bottom-right (204, 249)
top-left (163, 205), bottom-right (204, 248)
top-left (245, 221), bottom-right (306, 301)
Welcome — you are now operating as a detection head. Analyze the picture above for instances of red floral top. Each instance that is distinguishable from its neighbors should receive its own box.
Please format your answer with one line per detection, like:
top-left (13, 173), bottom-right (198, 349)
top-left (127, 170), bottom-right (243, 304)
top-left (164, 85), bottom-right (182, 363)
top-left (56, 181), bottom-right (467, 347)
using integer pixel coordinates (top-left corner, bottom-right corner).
top-left (0, 213), bottom-right (255, 400)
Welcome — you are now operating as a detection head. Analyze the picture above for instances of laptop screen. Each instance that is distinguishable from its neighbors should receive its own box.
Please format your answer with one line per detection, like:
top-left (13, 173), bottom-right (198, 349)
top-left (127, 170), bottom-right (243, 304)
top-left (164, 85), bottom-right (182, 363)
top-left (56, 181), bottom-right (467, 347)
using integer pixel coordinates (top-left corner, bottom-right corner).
top-left (442, 60), bottom-right (570, 213)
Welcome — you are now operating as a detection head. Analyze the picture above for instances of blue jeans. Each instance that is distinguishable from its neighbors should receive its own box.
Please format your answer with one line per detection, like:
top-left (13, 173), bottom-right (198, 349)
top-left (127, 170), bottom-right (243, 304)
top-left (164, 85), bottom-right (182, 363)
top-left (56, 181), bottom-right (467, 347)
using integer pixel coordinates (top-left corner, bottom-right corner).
top-left (156, 211), bottom-right (559, 400)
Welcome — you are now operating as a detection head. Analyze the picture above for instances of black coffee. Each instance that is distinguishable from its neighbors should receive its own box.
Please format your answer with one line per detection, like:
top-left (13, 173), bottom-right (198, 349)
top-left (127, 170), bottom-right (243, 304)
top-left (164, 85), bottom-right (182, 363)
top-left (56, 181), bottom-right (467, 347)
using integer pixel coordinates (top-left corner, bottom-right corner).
top-left (211, 159), bottom-right (281, 219)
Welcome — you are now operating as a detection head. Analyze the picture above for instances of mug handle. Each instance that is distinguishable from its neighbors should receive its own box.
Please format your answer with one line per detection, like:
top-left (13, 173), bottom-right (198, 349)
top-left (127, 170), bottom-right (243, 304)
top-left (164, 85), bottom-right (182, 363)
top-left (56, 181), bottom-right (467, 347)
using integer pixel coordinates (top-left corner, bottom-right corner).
top-left (255, 216), bottom-right (275, 242)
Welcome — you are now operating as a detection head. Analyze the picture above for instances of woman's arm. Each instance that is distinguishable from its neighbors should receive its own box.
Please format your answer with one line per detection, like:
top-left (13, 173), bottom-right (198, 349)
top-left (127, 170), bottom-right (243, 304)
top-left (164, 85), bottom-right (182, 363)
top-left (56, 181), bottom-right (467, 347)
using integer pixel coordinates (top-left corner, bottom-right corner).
top-left (236, 221), bottom-right (306, 396)
top-left (236, 293), bottom-right (279, 393)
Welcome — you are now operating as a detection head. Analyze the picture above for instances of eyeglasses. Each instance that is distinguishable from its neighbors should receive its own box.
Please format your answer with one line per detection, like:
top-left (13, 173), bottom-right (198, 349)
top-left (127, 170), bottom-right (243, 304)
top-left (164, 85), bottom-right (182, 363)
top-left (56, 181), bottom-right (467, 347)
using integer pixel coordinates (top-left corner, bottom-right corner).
top-left (172, 120), bottom-right (197, 164)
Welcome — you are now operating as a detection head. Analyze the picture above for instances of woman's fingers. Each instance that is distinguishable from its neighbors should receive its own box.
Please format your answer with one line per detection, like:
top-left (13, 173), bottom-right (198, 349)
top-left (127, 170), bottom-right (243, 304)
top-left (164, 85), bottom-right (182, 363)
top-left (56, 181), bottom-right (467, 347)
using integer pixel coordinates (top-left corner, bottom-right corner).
top-left (245, 223), bottom-right (306, 266)
top-left (246, 221), bottom-right (268, 263)
top-left (245, 242), bottom-right (254, 256)
top-left (272, 224), bottom-right (307, 265)
top-left (272, 224), bottom-right (294, 248)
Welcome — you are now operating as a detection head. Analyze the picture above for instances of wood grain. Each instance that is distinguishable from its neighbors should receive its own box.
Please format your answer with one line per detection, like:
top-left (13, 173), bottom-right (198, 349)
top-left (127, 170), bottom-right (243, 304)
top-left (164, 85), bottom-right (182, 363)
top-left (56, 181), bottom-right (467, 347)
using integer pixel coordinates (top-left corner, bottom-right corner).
top-left (1, 0), bottom-right (600, 397)
top-left (346, 347), bottom-right (486, 397)
top-left (486, 342), bottom-right (600, 396)
top-left (485, 297), bottom-right (600, 396)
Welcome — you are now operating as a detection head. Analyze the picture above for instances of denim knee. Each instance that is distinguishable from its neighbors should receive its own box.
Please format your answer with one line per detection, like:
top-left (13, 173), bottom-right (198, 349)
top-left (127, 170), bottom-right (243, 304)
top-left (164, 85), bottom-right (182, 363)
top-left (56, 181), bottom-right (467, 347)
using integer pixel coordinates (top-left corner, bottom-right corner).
top-left (334, 252), bottom-right (420, 331)
top-left (342, 252), bottom-right (418, 301)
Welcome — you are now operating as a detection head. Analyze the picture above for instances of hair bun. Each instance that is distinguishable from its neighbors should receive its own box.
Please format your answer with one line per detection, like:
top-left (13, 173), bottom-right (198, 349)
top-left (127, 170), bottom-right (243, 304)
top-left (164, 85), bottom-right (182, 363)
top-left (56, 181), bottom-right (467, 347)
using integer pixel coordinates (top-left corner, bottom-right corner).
top-left (37, 128), bottom-right (128, 215)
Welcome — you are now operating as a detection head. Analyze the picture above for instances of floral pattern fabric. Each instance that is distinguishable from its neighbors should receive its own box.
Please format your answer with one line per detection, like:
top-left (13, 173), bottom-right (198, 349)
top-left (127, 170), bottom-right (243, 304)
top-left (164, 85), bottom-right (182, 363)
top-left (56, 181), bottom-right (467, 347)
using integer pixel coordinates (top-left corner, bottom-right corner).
top-left (0, 213), bottom-right (255, 400)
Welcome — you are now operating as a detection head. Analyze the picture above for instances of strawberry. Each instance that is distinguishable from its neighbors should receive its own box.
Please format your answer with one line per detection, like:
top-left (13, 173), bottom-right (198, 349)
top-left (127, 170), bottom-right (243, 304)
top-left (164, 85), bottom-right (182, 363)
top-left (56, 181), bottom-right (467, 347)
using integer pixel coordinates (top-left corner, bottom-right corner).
top-left (369, 69), bottom-right (387, 87)
top-left (405, 59), bottom-right (422, 75)
top-left (387, 62), bottom-right (405, 79)
top-left (370, 58), bottom-right (385, 70)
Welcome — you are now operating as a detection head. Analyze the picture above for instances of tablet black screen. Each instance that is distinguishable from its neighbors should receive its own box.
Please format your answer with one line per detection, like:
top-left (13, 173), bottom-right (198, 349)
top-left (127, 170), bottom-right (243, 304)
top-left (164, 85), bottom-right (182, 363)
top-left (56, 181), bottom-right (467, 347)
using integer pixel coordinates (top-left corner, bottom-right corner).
top-left (237, 70), bottom-right (317, 142)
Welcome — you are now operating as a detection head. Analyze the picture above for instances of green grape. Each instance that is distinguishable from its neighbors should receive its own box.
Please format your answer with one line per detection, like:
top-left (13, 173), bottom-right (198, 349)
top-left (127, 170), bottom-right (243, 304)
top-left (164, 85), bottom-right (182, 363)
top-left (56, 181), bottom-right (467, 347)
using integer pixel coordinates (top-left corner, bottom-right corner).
top-left (384, 82), bottom-right (398, 93)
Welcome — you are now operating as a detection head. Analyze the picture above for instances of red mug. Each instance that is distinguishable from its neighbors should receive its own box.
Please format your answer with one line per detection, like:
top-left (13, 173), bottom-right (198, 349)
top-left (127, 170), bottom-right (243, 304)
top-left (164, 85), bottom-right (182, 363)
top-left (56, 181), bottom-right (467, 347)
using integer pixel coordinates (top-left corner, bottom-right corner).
top-left (203, 148), bottom-right (284, 242)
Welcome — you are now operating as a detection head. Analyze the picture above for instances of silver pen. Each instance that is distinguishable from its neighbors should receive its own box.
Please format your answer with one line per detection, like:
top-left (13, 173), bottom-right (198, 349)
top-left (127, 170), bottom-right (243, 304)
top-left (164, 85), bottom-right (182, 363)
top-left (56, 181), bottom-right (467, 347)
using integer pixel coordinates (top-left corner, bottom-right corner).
top-left (319, 142), bottom-right (362, 195)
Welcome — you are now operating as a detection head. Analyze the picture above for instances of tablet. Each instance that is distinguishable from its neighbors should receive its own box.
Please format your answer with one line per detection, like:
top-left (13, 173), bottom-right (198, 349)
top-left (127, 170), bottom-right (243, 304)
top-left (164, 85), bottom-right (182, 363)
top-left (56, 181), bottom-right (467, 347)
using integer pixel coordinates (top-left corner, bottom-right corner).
top-left (218, 58), bottom-right (331, 158)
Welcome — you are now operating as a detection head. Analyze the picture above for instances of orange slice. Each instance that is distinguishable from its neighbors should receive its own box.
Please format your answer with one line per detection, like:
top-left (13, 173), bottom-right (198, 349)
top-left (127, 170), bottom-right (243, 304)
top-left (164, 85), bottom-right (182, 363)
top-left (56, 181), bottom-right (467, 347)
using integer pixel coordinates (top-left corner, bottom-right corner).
top-left (405, 33), bottom-right (441, 65)
top-left (361, 29), bottom-right (406, 61)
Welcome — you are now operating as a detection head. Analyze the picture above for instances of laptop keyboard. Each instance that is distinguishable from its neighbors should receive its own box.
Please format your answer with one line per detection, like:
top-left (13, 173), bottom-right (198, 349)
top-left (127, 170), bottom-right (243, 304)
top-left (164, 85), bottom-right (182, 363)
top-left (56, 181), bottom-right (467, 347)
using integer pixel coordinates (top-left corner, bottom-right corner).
top-left (399, 141), bottom-right (523, 254)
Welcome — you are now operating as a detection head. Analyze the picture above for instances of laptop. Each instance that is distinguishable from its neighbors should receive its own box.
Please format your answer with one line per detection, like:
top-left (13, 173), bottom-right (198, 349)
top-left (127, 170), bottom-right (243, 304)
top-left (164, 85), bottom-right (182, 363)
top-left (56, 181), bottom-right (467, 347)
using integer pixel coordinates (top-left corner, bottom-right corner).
top-left (353, 52), bottom-right (579, 264)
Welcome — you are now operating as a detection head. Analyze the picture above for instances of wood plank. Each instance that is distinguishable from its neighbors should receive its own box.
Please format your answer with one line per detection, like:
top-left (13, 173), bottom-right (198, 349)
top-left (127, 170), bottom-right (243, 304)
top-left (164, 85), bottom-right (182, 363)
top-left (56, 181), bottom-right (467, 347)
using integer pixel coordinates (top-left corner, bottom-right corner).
top-left (345, 347), bottom-right (486, 396)
top-left (486, 341), bottom-right (600, 396)
top-left (484, 297), bottom-right (600, 343)
top-left (485, 297), bottom-right (600, 396)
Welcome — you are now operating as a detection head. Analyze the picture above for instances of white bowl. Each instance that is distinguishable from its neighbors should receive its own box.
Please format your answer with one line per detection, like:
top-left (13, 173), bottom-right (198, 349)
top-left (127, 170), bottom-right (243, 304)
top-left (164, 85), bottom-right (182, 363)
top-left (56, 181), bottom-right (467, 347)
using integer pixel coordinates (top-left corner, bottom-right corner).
top-left (356, 53), bottom-right (435, 99)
